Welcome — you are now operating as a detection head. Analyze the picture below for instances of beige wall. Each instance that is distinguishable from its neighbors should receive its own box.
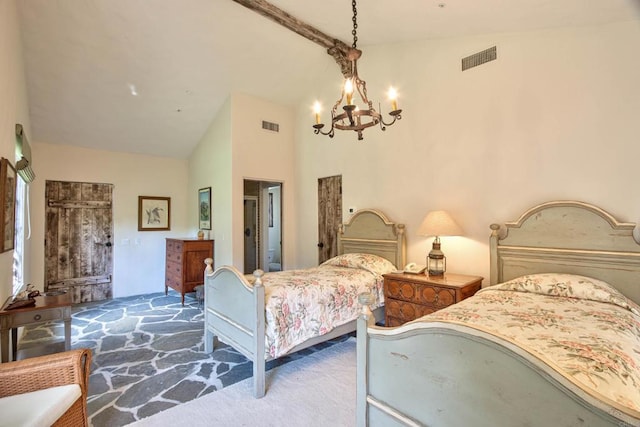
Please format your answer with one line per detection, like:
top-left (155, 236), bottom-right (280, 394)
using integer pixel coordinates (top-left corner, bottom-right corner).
top-left (230, 93), bottom-right (296, 271)
top-left (294, 20), bottom-right (640, 282)
top-left (0, 0), bottom-right (31, 304)
top-left (189, 93), bottom-right (296, 272)
top-left (30, 143), bottom-right (189, 297)
top-left (188, 97), bottom-right (233, 267)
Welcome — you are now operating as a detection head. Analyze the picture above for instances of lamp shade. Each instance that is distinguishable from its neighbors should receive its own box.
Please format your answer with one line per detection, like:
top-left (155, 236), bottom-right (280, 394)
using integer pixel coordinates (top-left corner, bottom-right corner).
top-left (418, 211), bottom-right (463, 237)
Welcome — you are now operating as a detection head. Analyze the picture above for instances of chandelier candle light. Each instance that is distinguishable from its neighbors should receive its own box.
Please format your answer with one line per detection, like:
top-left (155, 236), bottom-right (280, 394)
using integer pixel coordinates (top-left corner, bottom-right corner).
top-left (312, 0), bottom-right (402, 140)
top-left (418, 211), bottom-right (464, 276)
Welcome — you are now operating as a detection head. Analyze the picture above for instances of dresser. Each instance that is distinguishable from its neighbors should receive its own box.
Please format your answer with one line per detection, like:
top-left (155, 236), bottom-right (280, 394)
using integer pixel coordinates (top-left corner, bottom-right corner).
top-left (165, 238), bottom-right (214, 306)
top-left (383, 272), bottom-right (482, 327)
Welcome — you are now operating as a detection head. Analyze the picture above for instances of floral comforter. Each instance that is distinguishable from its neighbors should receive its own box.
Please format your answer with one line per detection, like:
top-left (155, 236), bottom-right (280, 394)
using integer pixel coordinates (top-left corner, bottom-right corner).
top-left (423, 273), bottom-right (640, 415)
top-left (261, 253), bottom-right (395, 358)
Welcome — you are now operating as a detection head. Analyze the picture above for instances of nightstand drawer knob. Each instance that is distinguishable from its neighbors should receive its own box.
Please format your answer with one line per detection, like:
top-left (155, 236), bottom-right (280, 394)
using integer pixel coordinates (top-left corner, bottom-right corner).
top-left (34, 314), bottom-right (42, 321)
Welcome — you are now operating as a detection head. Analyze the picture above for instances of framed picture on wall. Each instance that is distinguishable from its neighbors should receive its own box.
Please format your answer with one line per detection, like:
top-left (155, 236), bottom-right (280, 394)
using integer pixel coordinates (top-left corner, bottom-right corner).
top-left (198, 187), bottom-right (211, 230)
top-left (0, 158), bottom-right (17, 253)
top-left (138, 196), bottom-right (171, 231)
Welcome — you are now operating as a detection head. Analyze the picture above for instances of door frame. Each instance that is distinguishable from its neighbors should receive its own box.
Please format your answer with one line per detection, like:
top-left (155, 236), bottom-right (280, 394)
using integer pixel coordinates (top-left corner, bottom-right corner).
top-left (243, 179), bottom-right (283, 273)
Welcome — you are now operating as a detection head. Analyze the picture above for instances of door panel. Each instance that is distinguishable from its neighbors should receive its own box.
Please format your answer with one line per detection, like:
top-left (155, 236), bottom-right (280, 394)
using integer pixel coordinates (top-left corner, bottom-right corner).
top-left (244, 197), bottom-right (258, 274)
top-left (45, 181), bottom-right (114, 303)
top-left (317, 175), bottom-right (342, 264)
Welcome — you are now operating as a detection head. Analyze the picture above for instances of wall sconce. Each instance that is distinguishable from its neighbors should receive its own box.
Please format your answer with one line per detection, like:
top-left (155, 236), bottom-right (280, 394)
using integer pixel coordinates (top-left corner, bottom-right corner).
top-left (418, 211), bottom-right (463, 276)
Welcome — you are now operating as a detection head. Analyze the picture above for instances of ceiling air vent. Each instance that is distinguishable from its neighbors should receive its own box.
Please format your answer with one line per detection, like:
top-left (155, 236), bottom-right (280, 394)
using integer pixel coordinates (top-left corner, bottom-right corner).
top-left (462, 46), bottom-right (497, 71)
top-left (262, 120), bottom-right (279, 132)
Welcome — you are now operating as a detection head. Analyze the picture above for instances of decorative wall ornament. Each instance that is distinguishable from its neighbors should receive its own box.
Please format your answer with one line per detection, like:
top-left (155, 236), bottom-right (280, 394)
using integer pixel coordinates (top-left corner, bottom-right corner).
top-left (138, 196), bottom-right (171, 231)
top-left (199, 187), bottom-right (211, 230)
top-left (0, 158), bottom-right (16, 252)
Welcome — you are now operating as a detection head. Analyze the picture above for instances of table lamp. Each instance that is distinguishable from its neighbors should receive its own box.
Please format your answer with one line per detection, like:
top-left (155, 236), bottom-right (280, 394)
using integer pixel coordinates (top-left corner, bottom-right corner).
top-left (418, 210), bottom-right (463, 276)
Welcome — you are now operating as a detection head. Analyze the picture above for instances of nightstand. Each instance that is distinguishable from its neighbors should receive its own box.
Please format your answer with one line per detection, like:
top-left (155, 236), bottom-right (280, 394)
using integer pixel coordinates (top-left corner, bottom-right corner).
top-left (383, 272), bottom-right (483, 327)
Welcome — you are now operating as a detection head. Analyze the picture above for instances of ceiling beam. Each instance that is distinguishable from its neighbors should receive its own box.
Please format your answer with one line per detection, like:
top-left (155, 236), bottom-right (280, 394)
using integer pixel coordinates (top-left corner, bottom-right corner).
top-left (231, 0), bottom-right (355, 77)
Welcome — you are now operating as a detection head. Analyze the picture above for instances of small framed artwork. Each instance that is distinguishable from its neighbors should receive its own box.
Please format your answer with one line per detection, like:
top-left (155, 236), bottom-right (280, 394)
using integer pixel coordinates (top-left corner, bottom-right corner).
top-left (138, 196), bottom-right (171, 231)
top-left (0, 158), bottom-right (17, 253)
top-left (198, 187), bottom-right (211, 230)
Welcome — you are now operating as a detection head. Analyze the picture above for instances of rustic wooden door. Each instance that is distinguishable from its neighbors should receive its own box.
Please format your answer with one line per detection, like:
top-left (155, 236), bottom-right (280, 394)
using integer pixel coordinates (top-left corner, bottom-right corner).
top-left (317, 175), bottom-right (342, 264)
top-left (45, 181), bottom-right (114, 303)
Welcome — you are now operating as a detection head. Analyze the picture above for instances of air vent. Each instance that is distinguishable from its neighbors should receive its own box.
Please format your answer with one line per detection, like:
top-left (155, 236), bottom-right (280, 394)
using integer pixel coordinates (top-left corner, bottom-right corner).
top-left (462, 46), bottom-right (497, 71)
top-left (262, 121), bottom-right (279, 132)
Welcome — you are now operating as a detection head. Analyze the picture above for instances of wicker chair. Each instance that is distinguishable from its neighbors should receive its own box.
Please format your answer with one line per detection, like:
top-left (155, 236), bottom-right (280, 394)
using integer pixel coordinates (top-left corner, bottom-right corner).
top-left (0, 348), bottom-right (91, 426)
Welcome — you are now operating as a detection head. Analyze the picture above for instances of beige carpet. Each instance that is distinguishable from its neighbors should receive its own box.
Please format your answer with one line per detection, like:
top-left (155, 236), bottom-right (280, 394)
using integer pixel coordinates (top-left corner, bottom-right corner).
top-left (128, 338), bottom-right (356, 427)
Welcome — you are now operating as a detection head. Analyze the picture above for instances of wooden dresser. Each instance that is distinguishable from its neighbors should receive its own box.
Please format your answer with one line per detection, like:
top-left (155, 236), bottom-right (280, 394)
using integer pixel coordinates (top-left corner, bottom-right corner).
top-left (165, 238), bottom-right (214, 306)
top-left (383, 272), bottom-right (482, 327)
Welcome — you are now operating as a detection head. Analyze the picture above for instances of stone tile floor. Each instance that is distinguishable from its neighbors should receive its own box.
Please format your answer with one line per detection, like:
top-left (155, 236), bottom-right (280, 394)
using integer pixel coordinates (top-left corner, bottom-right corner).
top-left (18, 290), bottom-right (350, 427)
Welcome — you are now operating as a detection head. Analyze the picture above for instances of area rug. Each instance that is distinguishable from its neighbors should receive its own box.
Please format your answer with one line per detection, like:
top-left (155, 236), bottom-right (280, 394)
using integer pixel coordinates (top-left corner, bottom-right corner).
top-left (129, 337), bottom-right (357, 427)
top-left (17, 291), bottom-right (352, 427)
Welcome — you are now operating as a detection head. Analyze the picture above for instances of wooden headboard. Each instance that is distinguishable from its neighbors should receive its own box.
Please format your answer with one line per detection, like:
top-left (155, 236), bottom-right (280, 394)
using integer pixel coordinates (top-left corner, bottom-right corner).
top-left (337, 209), bottom-right (406, 269)
top-left (490, 200), bottom-right (640, 304)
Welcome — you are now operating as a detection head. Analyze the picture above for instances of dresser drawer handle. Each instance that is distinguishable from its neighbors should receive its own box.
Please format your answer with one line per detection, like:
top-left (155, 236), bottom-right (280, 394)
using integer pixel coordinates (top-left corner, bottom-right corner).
top-left (34, 314), bottom-right (42, 321)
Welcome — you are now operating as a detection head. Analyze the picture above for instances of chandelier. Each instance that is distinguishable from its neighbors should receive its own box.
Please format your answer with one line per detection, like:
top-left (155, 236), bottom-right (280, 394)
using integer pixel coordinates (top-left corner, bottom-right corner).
top-left (312, 0), bottom-right (402, 141)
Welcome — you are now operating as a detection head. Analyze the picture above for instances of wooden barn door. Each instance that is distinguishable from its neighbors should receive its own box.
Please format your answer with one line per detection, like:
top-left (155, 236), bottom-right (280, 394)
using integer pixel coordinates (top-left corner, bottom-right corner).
top-left (317, 175), bottom-right (342, 264)
top-left (45, 181), bottom-right (114, 303)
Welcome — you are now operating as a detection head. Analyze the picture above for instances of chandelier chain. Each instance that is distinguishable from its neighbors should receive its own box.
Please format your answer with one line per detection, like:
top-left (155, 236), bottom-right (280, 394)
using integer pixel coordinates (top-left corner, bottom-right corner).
top-left (351, 0), bottom-right (358, 49)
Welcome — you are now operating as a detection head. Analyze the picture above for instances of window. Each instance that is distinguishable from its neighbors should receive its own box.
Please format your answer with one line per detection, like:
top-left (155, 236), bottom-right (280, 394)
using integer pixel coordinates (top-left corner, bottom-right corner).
top-left (12, 178), bottom-right (26, 294)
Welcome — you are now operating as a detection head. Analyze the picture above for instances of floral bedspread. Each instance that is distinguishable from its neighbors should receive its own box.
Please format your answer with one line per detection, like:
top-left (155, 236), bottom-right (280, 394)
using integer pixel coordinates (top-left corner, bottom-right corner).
top-left (422, 273), bottom-right (640, 415)
top-left (262, 253), bottom-right (395, 358)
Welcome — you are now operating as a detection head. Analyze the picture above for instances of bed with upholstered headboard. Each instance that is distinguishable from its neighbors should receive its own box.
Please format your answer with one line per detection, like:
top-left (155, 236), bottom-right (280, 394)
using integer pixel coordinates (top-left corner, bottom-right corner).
top-left (357, 200), bottom-right (640, 427)
top-left (204, 209), bottom-right (406, 398)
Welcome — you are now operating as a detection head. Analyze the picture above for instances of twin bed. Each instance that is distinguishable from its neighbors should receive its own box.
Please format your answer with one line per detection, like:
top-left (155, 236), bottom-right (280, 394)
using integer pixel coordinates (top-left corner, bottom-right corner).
top-left (357, 200), bottom-right (640, 426)
top-left (204, 200), bottom-right (640, 426)
top-left (203, 209), bottom-right (406, 397)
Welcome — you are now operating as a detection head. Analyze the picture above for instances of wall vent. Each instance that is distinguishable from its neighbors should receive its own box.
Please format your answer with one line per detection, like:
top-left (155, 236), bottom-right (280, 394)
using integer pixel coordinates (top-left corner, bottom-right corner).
top-left (462, 46), bottom-right (497, 71)
top-left (262, 120), bottom-right (280, 132)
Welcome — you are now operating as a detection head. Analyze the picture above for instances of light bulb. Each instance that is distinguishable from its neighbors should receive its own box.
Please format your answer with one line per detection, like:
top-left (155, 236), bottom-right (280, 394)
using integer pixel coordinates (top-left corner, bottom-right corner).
top-left (313, 101), bottom-right (322, 124)
top-left (388, 87), bottom-right (398, 111)
top-left (344, 79), bottom-right (354, 105)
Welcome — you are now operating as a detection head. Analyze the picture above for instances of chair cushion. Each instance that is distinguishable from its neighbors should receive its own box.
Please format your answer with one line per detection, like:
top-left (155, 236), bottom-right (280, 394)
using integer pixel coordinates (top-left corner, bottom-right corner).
top-left (0, 384), bottom-right (81, 427)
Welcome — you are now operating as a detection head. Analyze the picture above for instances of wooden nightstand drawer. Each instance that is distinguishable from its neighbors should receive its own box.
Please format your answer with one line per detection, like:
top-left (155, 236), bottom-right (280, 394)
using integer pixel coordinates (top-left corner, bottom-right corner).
top-left (385, 279), bottom-right (418, 301)
top-left (386, 299), bottom-right (437, 323)
top-left (417, 286), bottom-right (455, 307)
top-left (383, 272), bottom-right (483, 326)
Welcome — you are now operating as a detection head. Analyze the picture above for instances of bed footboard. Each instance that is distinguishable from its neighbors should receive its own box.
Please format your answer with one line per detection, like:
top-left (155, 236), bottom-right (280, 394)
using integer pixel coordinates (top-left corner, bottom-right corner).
top-left (356, 297), bottom-right (638, 427)
top-left (204, 261), bottom-right (267, 398)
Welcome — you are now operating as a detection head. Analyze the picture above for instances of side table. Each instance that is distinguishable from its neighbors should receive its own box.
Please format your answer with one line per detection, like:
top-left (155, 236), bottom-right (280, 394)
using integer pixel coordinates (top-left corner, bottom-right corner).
top-left (0, 292), bottom-right (72, 363)
top-left (383, 272), bottom-right (483, 326)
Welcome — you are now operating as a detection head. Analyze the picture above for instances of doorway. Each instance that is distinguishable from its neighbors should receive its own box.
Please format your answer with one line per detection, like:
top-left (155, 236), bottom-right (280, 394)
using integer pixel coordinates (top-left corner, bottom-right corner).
top-left (243, 180), bottom-right (282, 274)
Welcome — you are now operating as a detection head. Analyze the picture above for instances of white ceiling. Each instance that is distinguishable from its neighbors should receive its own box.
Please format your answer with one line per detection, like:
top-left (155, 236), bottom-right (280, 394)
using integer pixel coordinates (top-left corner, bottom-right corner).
top-left (16, 0), bottom-right (640, 158)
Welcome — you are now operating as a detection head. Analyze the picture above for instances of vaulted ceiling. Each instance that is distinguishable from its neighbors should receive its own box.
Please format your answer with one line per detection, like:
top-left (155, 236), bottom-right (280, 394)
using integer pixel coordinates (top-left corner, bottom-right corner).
top-left (16, 0), bottom-right (640, 158)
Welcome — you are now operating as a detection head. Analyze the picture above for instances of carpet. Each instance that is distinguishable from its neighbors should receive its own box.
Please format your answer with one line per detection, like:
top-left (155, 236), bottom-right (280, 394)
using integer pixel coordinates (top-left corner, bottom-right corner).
top-left (128, 337), bottom-right (357, 427)
top-left (17, 291), bottom-right (352, 426)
